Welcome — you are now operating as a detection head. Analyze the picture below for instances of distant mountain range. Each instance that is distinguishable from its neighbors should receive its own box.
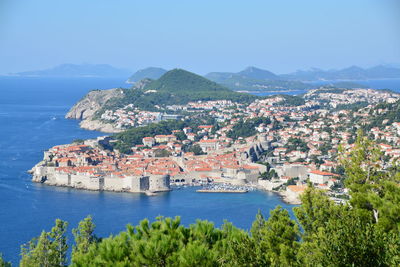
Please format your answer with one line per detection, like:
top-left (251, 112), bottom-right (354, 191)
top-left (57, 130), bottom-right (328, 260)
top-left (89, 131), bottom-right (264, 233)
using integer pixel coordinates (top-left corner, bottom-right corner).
top-left (11, 63), bottom-right (400, 91)
top-left (203, 65), bottom-right (400, 91)
top-left (237, 66), bottom-right (279, 80)
top-left (126, 67), bottom-right (167, 83)
top-left (13, 64), bottom-right (131, 78)
top-left (205, 67), bottom-right (310, 91)
top-left (282, 65), bottom-right (400, 81)
top-left (127, 66), bottom-right (307, 91)
top-left (129, 65), bottom-right (398, 92)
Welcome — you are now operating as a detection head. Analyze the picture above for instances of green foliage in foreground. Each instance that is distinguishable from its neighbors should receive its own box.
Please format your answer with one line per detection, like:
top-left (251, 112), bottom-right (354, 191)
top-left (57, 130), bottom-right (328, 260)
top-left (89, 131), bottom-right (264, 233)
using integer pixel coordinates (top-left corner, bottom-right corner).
top-left (2, 133), bottom-right (399, 266)
top-left (20, 220), bottom-right (68, 267)
top-left (14, 186), bottom-right (400, 267)
top-left (0, 254), bottom-right (11, 267)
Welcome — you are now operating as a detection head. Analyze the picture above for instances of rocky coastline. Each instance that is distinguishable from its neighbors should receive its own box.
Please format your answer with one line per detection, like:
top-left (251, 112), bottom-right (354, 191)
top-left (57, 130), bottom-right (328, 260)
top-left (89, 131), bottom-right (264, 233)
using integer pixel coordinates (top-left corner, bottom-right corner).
top-left (79, 119), bottom-right (122, 133)
top-left (65, 88), bottom-right (124, 133)
top-left (276, 190), bottom-right (302, 205)
top-left (257, 181), bottom-right (302, 205)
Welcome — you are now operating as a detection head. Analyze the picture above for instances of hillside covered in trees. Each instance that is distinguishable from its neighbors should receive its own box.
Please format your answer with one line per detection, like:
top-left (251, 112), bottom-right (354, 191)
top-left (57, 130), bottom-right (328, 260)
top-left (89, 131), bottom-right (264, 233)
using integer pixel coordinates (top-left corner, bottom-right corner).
top-left (365, 100), bottom-right (400, 129)
top-left (205, 66), bottom-right (312, 91)
top-left (95, 69), bottom-right (259, 115)
top-left (111, 115), bottom-right (218, 154)
top-left (2, 134), bottom-right (399, 266)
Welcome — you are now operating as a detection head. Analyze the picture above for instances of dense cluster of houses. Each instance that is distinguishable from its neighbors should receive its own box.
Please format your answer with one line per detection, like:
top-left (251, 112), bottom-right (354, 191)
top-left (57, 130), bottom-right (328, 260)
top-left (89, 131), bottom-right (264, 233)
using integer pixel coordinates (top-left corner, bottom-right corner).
top-left (304, 88), bottom-right (399, 108)
top-left (33, 88), bottom-right (400, 202)
top-left (100, 104), bottom-right (181, 129)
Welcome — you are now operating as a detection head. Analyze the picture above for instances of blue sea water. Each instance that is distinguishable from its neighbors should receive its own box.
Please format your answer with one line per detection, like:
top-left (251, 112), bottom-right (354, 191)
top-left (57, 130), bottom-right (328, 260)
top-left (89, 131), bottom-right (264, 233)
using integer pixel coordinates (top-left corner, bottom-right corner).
top-left (252, 90), bottom-right (307, 97)
top-left (0, 77), bottom-right (294, 264)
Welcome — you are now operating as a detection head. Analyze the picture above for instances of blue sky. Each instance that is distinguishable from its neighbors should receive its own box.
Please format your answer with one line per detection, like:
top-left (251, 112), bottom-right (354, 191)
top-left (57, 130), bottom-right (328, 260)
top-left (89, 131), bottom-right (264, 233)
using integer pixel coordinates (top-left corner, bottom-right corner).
top-left (0, 0), bottom-right (399, 74)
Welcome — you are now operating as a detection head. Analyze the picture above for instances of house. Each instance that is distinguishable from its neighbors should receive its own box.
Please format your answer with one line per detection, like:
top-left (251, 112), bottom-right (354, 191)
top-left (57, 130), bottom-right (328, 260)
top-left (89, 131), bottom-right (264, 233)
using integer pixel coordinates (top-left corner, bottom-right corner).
top-left (198, 125), bottom-right (213, 133)
top-left (154, 135), bottom-right (177, 143)
top-left (379, 143), bottom-right (392, 151)
top-left (199, 139), bottom-right (219, 152)
top-left (183, 127), bottom-right (192, 134)
top-left (320, 162), bottom-right (336, 172)
top-left (186, 133), bottom-right (196, 141)
top-left (142, 137), bottom-right (155, 147)
top-left (309, 170), bottom-right (336, 184)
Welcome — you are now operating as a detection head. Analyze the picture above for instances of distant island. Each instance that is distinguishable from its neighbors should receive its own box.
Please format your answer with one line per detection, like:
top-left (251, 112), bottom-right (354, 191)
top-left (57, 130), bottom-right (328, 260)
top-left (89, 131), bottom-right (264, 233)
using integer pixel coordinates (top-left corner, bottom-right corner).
top-left (10, 63), bottom-right (132, 78)
top-left (9, 63), bottom-right (400, 91)
top-left (126, 67), bottom-right (167, 83)
top-left (281, 65), bottom-right (400, 81)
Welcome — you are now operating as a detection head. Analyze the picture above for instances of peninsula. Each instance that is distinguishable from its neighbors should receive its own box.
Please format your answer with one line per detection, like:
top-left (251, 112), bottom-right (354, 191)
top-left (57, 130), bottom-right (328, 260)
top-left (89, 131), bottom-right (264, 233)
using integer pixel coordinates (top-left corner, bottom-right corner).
top-left (33, 68), bottom-right (400, 204)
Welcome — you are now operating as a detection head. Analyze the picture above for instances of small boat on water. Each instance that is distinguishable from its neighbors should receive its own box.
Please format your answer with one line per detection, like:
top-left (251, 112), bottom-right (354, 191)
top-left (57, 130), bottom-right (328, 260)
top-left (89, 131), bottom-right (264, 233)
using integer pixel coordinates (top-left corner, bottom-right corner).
top-left (196, 183), bottom-right (251, 193)
top-left (196, 189), bottom-right (248, 193)
top-left (145, 191), bottom-right (158, 196)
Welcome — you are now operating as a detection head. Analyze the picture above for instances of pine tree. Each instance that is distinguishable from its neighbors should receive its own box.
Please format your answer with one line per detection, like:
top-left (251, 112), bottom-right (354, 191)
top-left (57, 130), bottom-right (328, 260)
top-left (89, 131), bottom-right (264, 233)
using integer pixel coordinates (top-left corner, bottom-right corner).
top-left (170, 241), bottom-right (218, 267)
top-left (71, 216), bottom-right (98, 264)
top-left (132, 216), bottom-right (186, 266)
top-left (20, 231), bottom-right (52, 267)
top-left (20, 219), bottom-right (68, 267)
top-left (250, 207), bottom-right (300, 266)
top-left (293, 183), bottom-right (339, 238)
top-left (340, 130), bottom-right (400, 231)
top-left (296, 205), bottom-right (387, 266)
top-left (49, 219), bottom-right (68, 267)
top-left (0, 254), bottom-right (11, 267)
top-left (214, 221), bottom-right (257, 266)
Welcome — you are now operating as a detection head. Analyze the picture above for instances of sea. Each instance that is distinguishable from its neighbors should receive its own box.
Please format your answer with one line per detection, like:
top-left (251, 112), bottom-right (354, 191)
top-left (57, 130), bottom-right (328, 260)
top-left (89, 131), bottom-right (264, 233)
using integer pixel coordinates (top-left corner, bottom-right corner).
top-left (0, 77), bottom-right (296, 264)
top-left (253, 78), bottom-right (400, 96)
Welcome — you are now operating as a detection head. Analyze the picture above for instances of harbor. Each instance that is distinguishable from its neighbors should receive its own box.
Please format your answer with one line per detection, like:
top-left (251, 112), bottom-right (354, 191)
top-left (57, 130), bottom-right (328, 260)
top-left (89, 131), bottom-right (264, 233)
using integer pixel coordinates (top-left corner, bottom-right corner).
top-left (196, 183), bottom-right (255, 193)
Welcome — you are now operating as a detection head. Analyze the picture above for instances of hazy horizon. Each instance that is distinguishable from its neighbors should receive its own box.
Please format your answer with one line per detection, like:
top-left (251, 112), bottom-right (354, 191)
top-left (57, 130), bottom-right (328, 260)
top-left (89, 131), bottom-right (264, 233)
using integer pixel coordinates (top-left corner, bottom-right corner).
top-left (4, 62), bottom-right (400, 77)
top-left (1, 0), bottom-right (399, 75)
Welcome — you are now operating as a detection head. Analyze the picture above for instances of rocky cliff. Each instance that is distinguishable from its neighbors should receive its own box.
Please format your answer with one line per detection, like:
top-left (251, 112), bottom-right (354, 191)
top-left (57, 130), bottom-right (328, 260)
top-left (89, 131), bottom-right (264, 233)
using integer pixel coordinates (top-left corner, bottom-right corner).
top-left (79, 119), bottom-right (122, 133)
top-left (65, 88), bottom-right (124, 120)
top-left (65, 88), bottom-right (125, 133)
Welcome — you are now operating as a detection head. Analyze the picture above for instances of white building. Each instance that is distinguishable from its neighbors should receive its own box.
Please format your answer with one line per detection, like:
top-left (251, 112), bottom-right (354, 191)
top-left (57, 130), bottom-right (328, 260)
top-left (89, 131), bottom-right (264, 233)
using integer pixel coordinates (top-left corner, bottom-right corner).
top-left (309, 170), bottom-right (336, 184)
